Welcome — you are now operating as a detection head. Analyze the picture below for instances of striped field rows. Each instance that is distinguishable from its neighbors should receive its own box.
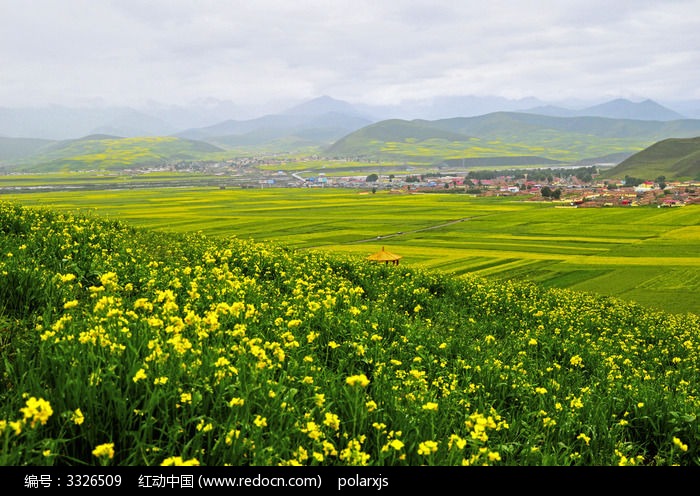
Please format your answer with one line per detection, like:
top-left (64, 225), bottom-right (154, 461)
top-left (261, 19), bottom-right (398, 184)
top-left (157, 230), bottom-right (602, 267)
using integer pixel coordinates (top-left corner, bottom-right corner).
top-left (5, 187), bottom-right (699, 315)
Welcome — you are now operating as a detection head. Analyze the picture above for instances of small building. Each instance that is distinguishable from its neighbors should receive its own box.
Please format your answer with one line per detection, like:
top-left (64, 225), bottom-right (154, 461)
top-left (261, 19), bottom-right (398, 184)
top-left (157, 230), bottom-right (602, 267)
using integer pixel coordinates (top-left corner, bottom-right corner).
top-left (366, 247), bottom-right (403, 265)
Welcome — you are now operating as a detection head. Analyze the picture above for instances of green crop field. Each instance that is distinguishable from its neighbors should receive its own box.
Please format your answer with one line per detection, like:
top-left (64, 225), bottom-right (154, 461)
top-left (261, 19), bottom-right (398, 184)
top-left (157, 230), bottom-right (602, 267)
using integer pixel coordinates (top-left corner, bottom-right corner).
top-left (4, 187), bottom-right (698, 315)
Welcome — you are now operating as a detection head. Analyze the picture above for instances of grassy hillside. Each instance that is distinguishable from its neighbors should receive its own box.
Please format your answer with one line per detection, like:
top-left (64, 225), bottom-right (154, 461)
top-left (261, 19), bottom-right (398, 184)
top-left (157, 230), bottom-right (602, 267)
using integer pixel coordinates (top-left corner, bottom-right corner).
top-left (1, 135), bottom-right (226, 172)
top-left (1, 200), bottom-right (699, 467)
top-left (602, 136), bottom-right (700, 180)
top-left (433, 112), bottom-right (700, 139)
top-left (326, 119), bottom-right (470, 157)
top-left (326, 112), bottom-right (700, 167)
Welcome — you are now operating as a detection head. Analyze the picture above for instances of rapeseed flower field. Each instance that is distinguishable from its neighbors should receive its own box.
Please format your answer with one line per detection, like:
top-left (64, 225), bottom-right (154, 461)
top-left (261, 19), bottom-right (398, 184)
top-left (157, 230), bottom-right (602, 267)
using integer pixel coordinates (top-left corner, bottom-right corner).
top-left (0, 200), bottom-right (698, 466)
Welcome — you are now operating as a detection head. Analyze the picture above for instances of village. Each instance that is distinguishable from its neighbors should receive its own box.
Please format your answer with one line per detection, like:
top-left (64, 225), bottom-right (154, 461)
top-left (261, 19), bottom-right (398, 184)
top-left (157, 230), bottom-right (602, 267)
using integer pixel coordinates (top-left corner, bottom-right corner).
top-left (7, 157), bottom-right (695, 208)
top-left (171, 155), bottom-right (699, 208)
top-left (254, 167), bottom-right (700, 208)
top-left (167, 157), bottom-right (700, 207)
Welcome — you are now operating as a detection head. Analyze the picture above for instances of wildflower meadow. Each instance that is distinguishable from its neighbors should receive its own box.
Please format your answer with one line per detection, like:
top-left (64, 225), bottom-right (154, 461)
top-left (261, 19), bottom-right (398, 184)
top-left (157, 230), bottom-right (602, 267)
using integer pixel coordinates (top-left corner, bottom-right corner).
top-left (1, 200), bottom-right (699, 467)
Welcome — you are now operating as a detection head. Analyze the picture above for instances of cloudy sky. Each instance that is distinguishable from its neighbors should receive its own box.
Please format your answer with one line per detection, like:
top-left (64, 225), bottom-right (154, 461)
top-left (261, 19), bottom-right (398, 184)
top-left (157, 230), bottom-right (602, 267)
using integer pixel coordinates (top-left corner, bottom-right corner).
top-left (2, 0), bottom-right (700, 110)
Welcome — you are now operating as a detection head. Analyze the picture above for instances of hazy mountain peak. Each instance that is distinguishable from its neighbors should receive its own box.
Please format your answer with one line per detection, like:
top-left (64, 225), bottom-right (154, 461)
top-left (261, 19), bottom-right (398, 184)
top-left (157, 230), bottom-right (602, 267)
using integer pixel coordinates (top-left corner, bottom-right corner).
top-left (282, 95), bottom-right (366, 117)
top-left (580, 98), bottom-right (685, 121)
top-left (519, 97), bottom-right (686, 121)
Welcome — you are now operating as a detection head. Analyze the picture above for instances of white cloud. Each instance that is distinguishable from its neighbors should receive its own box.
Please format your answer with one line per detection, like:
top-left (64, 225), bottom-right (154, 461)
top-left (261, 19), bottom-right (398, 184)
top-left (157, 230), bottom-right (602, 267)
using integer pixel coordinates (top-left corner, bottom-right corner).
top-left (1, 0), bottom-right (699, 108)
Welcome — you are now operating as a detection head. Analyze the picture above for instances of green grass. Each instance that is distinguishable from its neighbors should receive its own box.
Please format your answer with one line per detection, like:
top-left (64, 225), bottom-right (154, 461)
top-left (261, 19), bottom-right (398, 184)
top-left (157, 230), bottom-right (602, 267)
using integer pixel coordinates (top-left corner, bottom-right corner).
top-left (3, 188), bottom-right (698, 315)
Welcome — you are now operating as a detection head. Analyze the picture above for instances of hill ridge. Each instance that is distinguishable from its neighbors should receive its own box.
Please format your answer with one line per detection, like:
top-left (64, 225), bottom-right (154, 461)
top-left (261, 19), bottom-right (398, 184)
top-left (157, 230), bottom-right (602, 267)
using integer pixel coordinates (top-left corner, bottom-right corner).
top-left (605, 136), bottom-right (700, 180)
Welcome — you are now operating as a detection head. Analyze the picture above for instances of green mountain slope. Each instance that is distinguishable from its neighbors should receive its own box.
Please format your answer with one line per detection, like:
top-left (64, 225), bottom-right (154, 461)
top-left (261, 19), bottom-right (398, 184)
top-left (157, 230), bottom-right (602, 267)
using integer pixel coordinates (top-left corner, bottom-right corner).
top-left (326, 112), bottom-right (700, 166)
top-left (602, 136), bottom-right (700, 180)
top-left (2, 135), bottom-right (226, 172)
top-left (431, 112), bottom-right (700, 139)
top-left (326, 119), bottom-right (470, 157)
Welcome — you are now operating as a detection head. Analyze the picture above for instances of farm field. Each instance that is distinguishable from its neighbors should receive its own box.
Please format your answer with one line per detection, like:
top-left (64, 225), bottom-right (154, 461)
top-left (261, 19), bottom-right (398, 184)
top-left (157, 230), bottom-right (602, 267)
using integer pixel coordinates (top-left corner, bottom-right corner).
top-left (4, 187), bottom-right (699, 315)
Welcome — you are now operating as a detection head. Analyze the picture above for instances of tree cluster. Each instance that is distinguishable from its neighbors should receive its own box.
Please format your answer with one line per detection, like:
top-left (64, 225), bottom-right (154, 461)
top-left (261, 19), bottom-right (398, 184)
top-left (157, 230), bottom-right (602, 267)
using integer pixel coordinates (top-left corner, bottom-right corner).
top-left (540, 186), bottom-right (562, 199)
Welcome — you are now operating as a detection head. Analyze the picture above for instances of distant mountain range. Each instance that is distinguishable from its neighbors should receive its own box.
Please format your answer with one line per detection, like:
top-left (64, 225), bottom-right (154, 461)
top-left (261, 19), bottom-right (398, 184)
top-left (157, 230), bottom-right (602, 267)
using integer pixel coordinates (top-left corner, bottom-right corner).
top-left (1, 95), bottom-right (699, 141)
top-left (174, 96), bottom-right (373, 149)
top-left (521, 98), bottom-right (686, 121)
top-left (2, 95), bottom-right (700, 180)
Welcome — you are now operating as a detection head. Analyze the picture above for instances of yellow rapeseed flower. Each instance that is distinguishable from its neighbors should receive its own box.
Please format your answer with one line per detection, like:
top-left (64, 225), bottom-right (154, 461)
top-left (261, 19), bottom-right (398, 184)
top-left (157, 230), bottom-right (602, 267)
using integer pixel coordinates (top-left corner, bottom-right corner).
top-left (161, 456), bottom-right (200, 466)
top-left (99, 272), bottom-right (119, 290)
top-left (673, 437), bottom-right (689, 452)
top-left (388, 439), bottom-right (404, 451)
top-left (214, 357), bottom-right (230, 367)
top-left (225, 429), bottom-right (241, 445)
top-left (339, 438), bottom-right (370, 465)
top-left (92, 443), bottom-right (115, 459)
top-left (448, 434), bottom-right (467, 450)
top-left (417, 440), bottom-right (438, 456)
top-left (302, 421), bottom-right (323, 441)
top-left (132, 368), bottom-right (147, 383)
top-left (10, 420), bottom-right (23, 435)
top-left (72, 408), bottom-right (84, 425)
top-left (570, 355), bottom-right (583, 367)
top-left (196, 420), bottom-right (213, 432)
top-left (542, 417), bottom-right (556, 428)
top-left (20, 397), bottom-right (53, 428)
top-left (487, 451), bottom-right (501, 462)
top-left (323, 412), bottom-right (340, 431)
top-left (346, 374), bottom-right (370, 388)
